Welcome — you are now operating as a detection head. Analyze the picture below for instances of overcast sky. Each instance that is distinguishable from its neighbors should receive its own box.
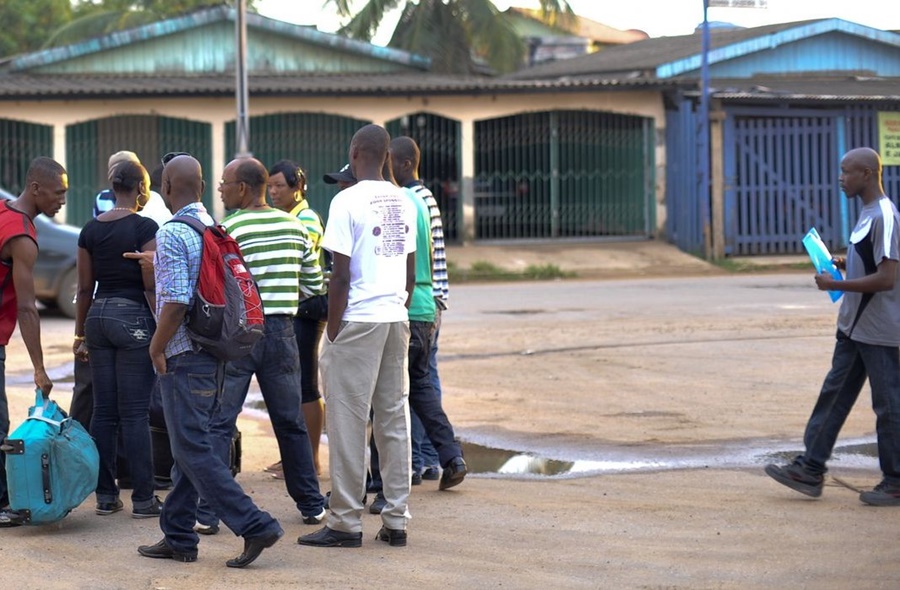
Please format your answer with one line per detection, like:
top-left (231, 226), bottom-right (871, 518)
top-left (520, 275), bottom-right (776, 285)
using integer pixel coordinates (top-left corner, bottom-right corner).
top-left (256, 0), bottom-right (900, 40)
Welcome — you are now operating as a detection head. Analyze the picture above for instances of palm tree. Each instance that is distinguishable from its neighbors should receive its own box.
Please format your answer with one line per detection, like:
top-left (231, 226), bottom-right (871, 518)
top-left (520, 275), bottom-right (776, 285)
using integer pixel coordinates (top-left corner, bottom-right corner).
top-left (326, 0), bottom-right (575, 74)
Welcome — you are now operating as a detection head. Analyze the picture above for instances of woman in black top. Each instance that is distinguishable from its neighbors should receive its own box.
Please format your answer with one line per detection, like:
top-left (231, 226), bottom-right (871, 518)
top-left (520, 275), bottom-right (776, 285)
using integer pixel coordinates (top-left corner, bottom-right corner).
top-left (74, 160), bottom-right (161, 518)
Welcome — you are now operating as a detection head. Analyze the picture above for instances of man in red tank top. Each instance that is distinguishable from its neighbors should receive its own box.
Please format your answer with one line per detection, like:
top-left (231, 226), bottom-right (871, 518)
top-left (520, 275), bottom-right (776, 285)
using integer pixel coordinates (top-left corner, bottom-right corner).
top-left (0, 156), bottom-right (68, 527)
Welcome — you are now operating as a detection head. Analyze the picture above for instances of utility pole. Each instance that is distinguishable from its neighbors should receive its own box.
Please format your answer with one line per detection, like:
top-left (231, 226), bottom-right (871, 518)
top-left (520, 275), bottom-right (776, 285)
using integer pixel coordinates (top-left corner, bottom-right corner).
top-left (702, 0), bottom-right (768, 258)
top-left (235, 0), bottom-right (251, 157)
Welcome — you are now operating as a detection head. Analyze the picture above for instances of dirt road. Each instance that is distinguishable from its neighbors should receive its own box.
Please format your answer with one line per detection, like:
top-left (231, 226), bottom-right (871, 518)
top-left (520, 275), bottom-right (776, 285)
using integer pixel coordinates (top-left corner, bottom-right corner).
top-left (1, 265), bottom-right (897, 589)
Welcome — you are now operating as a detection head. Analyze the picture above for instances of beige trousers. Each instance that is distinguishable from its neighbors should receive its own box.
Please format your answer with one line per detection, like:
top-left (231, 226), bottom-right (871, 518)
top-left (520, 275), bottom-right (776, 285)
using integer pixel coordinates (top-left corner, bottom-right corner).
top-left (320, 321), bottom-right (411, 533)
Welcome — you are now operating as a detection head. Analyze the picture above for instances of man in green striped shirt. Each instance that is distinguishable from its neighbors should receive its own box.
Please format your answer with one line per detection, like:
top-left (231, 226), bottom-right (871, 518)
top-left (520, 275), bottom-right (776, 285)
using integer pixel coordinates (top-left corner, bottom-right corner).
top-left (201, 157), bottom-right (326, 530)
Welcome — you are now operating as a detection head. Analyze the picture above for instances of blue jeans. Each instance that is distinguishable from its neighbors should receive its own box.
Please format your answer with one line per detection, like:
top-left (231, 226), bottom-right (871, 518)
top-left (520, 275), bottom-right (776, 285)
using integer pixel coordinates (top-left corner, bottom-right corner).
top-left (85, 297), bottom-right (156, 507)
top-left (799, 330), bottom-right (900, 484)
top-left (412, 310), bottom-right (442, 472)
top-left (158, 350), bottom-right (279, 553)
top-left (202, 315), bottom-right (323, 524)
top-left (0, 346), bottom-right (8, 507)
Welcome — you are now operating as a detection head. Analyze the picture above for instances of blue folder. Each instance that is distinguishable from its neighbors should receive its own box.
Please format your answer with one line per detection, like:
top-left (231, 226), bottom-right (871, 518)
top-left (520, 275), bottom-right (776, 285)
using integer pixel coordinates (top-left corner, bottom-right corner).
top-left (802, 227), bottom-right (843, 302)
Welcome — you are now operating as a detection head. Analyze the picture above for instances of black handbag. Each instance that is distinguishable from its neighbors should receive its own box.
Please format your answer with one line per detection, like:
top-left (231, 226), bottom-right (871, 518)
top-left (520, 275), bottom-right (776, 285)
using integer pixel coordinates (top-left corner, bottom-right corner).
top-left (296, 293), bottom-right (328, 321)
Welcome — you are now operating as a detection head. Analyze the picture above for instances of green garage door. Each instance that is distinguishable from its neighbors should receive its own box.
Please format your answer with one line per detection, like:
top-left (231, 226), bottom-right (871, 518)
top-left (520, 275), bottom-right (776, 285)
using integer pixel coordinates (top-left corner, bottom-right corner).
top-left (0, 118), bottom-right (53, 196)
top-left (226, 113), bottom-right (370, 222)
top-left (475, 110), bottom-right (655, 240)
top-left (66, 115), bottom-right (213, 226)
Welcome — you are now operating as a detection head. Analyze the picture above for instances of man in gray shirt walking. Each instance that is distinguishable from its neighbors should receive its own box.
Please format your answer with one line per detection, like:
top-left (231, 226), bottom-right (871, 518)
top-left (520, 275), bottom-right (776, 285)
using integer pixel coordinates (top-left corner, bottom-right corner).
top-left (765, 147), bottom-right (900, 506)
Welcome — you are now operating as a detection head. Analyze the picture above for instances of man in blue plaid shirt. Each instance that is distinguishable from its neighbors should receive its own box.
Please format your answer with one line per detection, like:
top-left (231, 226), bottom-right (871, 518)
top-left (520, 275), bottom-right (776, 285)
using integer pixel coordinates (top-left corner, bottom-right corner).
top-left (137, 154), bottom-right (283, 569)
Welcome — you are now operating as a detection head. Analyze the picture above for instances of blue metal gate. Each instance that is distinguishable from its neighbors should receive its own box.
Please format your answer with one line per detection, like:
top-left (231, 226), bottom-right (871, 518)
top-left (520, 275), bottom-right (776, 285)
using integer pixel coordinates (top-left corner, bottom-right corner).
top-left (724, 110), bottom-right (841, 255)
top-left (665, 100), bottom-right (703, 255)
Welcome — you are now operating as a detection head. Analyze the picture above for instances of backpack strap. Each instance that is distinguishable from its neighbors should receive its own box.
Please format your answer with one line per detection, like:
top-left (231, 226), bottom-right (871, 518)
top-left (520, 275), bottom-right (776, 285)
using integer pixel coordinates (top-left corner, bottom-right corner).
top-left (167, 214), bottom-right (209, 235)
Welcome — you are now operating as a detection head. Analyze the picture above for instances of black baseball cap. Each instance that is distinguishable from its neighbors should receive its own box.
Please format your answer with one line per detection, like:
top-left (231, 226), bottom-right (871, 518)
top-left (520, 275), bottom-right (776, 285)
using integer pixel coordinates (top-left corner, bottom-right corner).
top-left (323, 163), bottom-right (355, 184)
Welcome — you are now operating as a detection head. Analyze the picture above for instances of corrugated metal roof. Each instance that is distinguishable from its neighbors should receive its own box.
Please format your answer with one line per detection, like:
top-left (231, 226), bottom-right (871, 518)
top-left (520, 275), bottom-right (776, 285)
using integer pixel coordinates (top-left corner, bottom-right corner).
top-left (699, 75), bottom-right (900, 102)
top-left (506, 18), bottom-right (900, 80)
top-left (0, 72), bottom-right (683, 100)
top-left (3, 5), bottom-right (431, 74)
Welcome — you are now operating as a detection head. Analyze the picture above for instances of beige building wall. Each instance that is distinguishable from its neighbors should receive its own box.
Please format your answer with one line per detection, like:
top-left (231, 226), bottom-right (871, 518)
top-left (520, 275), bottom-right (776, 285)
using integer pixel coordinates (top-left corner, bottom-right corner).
top-left (7, 90), bottom-right (667, 232)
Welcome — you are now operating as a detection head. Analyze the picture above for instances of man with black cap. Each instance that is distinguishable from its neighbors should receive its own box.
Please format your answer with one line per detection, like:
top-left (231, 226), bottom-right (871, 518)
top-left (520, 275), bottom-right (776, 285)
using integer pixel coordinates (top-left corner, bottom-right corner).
top-left (323, 164), bottom-right (356, 190)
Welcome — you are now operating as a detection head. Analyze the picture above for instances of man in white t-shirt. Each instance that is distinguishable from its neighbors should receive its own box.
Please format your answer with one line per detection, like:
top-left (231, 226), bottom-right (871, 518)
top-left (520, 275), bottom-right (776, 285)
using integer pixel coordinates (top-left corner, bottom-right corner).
top-left (299, 124), bottom-right (417, 549)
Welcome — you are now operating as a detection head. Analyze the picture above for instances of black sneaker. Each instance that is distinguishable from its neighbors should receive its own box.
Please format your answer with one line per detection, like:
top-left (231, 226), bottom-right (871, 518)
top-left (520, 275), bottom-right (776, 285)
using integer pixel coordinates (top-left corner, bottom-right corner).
top-left (368, 493), bottom-right (387, 514)
top-left (439, 457), bottom-right (468, 491)
top-left (194, 521), bottom-right (220, 535)
top-left (421, 467), bottom-right (440, 481)
top-left (302, 508), bottom-right (326, 525)
top-left (859, 481), bottom-right (900, 506)
top-left (0, 507), bottom-right (24, 527)
top-left (132, 496), bottom-right (164, 519)
top-left (764, 462), bottom-right (823, 497)
top-left (96, 498), bottom-right (125, 515)
top-left (411, 472), bottom-right (422, 486)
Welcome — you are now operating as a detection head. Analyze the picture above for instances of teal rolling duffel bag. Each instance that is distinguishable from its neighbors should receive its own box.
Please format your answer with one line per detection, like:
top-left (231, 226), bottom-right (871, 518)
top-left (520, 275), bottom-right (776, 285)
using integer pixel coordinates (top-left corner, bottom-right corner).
top-left (1, 389), bottom-right (99, 525)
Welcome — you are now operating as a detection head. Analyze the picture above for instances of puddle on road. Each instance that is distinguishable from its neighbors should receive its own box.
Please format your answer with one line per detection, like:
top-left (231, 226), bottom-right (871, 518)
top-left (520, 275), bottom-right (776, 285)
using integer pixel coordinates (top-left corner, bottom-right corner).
top-left (27, 367), bottom-right (881, 479)
top-left (458, 440), bottom-right (879, 478)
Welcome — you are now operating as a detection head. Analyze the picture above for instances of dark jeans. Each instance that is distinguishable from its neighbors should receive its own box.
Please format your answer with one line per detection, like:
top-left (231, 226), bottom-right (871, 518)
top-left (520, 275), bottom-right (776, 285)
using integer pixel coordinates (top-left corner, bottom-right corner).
top-left (799, 330), bottom-right (900, 484)
top-left (412, 310), bottom-right (441, 472)
top-left (204, 315), bottom-right (323, 522)
top-left (370, 320), bottom-right (459, 492)
top-left (407, 320), bottom-right (460, 467)
top-left (85, 297), bottom-right (156, 507)
top-left (0, 346), bottom-right (8, 507)
top-left (69, 357), bottom-right (93, 431)
top-left (294, 316), bottom-right (324, 403)
top-left (158, 350), bottom-right (279, 553)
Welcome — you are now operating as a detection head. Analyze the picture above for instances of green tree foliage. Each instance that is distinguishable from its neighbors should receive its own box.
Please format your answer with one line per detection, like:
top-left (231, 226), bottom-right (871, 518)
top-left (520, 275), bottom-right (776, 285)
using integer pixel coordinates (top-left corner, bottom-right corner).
top-left (0, 1), bottom-right (259, 56)
top-left (0, 0), bottom-right (74, 57)
top-left (327, 0), bottom-right (574, 74)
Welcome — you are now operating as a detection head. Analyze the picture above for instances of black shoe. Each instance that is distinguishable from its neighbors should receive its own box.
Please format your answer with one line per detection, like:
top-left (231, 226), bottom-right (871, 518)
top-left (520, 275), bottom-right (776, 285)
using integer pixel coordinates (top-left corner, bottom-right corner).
top-left (764, 462), bottom-right (823, 498)
top-left (859, 481), bottom-right (900, 506)
top-left (368, 493), bottom-right (387, 515)
top-left (226, 527), bottom-right (284, 568)
top-left (376, 526), bottom-right (407, 547)
top-left (302, 508), bottom-right (326, 525)
top-left (297, 526), bottom-right (362, 548)
top-left (96, 498), bottom-right (124, 515)
top-left (421, 467), bottom-right (440, 481)
top-left (439, 457), bottom-right (468, 491)
top-left (194, 522), bottom-right (220, 536)
top-left (411, 472), bottom-right (422, 486)
top-left (137, 539), bottom-right (197, 563)
top-left (0, 508), bottom-right (24, 528)
top-left (132, 495), bottom-right (164, 519)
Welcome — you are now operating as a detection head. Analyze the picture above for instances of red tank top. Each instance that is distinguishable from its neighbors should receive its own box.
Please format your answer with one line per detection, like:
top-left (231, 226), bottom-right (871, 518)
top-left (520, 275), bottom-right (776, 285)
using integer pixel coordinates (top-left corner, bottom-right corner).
top-left (0, 201), bottom-right (37, 345)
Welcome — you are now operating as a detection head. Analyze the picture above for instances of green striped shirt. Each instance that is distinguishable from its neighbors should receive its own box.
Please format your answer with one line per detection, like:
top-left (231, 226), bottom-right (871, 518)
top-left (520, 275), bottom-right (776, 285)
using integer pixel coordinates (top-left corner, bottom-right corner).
top-left (221, 207), bottom-right (324, 315)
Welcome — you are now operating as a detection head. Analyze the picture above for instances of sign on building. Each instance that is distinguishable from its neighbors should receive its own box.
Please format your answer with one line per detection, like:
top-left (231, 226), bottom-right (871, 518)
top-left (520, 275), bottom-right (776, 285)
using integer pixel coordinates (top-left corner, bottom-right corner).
top-left (708, 0), bottom-right (768, 7)
top-left (879, 112), bottom-right (900, 166)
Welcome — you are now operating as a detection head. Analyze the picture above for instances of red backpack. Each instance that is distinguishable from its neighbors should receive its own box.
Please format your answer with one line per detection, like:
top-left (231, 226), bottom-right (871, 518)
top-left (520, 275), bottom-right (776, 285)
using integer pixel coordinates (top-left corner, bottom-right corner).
top-left (170, 216), bottom-right (265, 361)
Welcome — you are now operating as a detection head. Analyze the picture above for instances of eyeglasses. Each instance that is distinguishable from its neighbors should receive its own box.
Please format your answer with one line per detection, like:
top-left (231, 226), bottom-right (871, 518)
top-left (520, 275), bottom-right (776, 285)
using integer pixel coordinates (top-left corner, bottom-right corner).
top-left (161, 151), bottom-right (191, 166)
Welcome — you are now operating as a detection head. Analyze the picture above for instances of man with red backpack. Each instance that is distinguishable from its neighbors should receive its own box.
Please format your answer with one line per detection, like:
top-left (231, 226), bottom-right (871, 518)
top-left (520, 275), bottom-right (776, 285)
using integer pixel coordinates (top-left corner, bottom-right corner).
top-left (136, 154), bottom-right (283, 568)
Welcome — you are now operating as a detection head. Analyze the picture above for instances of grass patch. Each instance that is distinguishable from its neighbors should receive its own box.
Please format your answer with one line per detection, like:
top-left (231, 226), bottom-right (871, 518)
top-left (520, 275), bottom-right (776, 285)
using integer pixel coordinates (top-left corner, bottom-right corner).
top-left (448, 260), bottom-right (576, 283)
top-left (712, 259), bottom-right (811, 273)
